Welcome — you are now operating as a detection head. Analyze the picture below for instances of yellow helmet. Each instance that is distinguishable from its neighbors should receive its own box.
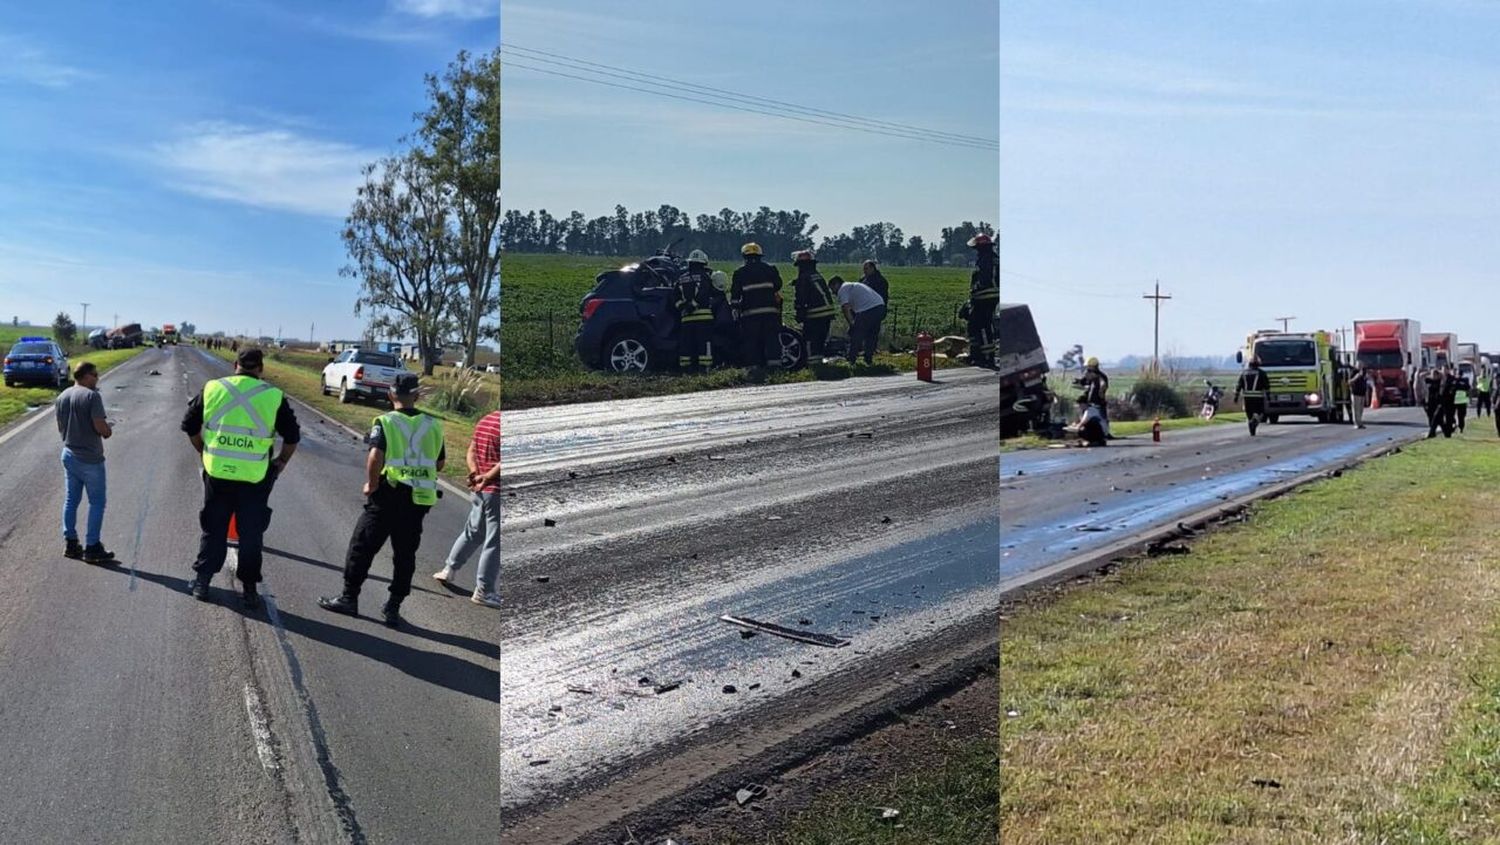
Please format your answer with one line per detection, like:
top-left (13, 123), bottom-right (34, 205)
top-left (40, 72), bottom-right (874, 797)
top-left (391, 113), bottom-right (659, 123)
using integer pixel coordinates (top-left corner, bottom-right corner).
top-left (1086, 357), bottom-right (1100, 368)
top-left (741, 242), bottom-right (763, 256)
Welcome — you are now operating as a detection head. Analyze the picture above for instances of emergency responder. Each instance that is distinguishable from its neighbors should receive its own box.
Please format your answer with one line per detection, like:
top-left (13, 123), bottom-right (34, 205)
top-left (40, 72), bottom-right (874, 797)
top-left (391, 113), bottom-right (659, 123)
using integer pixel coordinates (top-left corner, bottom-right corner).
top-left (1347, 362), bottom-right (1371, 429)
top-left (730, 242), bottom-right (784, 369)
top-left (182, 348), bottom-right (299, 607)
top-left (707, 268), bottom-right (732, 367)
top-left (674, 250), bottom-right (716, 373)
top-left (1424, 366), bottom-right (1452, 438)
top-left (791, 249), bottom-right (837, 361)
top-left (1476, 369), bottom-right (1493, 418)
top-left (319, 374), bottom-right (446, 629)
top-left (965, 233), bottom-right (999, 368)
top-left (1233, 356), bottom-right (1270, 436)
top-left (1078, 357), bottom-right (1112, 438)
top-left (1452, 366), bottom-right (1471, 434)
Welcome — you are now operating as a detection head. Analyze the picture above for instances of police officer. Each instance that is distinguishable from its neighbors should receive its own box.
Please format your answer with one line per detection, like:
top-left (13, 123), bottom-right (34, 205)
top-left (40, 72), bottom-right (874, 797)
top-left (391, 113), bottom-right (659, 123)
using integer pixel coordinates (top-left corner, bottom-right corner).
top-left (183, 348), bottom-right (299, 607)
top-left (1233, 356), bottom-right (1270, 436)
top-left (319, 374), bottom-right (445, 628)
top-left (674, 250), bottom-right (716, 373)
top-left (731, 242), bottom-right (784, 369)
top-left (1452, 366), bottom-right (1471, 434)
top-left (966, 233), bottom-right (999, 368)
top-left (1424, 366), bottom-right (1452, 438)
top-left (791, 249), bottom-right (837, 362)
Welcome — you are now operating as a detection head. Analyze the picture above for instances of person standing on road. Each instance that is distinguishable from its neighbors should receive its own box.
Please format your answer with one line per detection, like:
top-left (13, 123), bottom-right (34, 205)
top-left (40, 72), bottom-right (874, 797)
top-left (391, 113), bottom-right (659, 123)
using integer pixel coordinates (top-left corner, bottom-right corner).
top-left (674, 250), bottom-right (717, 373)
top-left (829, 276), bottom-right (887, 366)
top-left (965, 233), bottom-right (999, 368)
top-left (1452, 366), bottom-right (1471, 434)
top-left (319, 373), bottom-right (446, 629)
top-left (1346, 363), bottom-right (1371, 429)
top-left (860, 259), bottom-right (889, 305)
top-left (1424, 366), bottom-right (1452, 438)
top-left (730, 242), bottom-right (785, 370)
top-left (791, 249), bottom-right (837, 363)
top-left (435, 408), bottom-right (500, 609)
top-left (1476, 370), bottom-right (1493, 418)
top-left (1234, 357), bottom-right (1270, 436)
top-left (55, 361), bottom-right (115, 564)
top-left (183, 348), bottom-right (299, 607)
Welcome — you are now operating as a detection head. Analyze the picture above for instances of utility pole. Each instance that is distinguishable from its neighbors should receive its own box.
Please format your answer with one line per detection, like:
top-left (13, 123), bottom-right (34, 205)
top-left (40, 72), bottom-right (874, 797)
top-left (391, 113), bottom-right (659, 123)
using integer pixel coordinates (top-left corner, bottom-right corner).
top-left (310, 322), bottom-right (315, 344)
top-left (1276, 315), bottom-right (1295, 333)
top-left (1143, 280), bottom-right (1172, 375)
top-left (80, 303), bottom-right (89, 333)
top-left (113, 312), bottom-right (118, 329)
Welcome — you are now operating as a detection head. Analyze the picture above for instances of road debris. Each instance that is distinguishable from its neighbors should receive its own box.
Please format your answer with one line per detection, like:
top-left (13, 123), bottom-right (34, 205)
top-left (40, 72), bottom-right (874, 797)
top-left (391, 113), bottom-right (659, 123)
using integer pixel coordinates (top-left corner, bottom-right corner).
top-left (877, 807), bottom-right (901, 821)
top-left (720, 615), bottom-right (851, 648)
top-left (722, 685), bottom-right (737, 694)
top-left (535, 575), bottom-right (551, 583)
top-left (1251, 778), bottom-right (1282, 789)
top-left (529, 759), bottom-right (551, 767)
top-left (566, 685), bottom-right (595, 695)
top-left (735, 784), bottom-right (767, 806)
top-left (543, 518), bottom-right (557, 527)
top-left (653, 681), bottom-right (680, 695)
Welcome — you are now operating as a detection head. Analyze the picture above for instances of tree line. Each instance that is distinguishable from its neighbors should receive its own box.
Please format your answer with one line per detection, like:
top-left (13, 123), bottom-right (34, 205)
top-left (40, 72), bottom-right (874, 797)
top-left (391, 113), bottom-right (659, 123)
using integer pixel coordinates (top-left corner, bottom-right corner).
top-left (500, 204), bottom-right (995, 267)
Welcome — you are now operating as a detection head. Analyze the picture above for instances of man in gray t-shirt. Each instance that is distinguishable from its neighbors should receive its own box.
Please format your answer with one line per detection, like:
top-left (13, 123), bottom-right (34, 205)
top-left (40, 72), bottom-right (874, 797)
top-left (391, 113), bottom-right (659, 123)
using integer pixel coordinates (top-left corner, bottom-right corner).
top-left (55, 361), bottom-right (115, 563)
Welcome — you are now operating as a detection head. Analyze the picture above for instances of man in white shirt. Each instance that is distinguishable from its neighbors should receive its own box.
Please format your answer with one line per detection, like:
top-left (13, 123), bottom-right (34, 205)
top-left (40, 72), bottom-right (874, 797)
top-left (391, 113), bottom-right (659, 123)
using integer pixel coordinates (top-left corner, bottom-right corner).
top-left (829, 276), bottom-right (887, 366)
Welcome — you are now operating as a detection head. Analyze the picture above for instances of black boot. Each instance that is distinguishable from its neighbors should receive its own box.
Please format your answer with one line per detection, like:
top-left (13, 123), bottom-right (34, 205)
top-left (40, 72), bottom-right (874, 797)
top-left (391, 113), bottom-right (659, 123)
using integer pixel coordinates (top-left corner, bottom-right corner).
top-left (64, 538), bottom-right (84, 560)
top-left (318, 594), bottom-right (359, 616)
top-left (191, 574), bottom-right (212, 602)
top-left (83, 543), bottom-right (116, 565)
top-left (242, 583), bottom-right (261, 610)
top-left (381, 600), bottom-right (402, 629)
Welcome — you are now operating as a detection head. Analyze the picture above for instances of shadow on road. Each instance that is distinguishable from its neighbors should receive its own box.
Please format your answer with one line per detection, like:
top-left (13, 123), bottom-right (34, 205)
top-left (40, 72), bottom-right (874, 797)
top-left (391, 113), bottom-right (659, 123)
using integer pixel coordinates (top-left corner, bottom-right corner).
top-left (262, 545), bottom-right (450, 597)
top-left (97, 564), bottom-right (498, 701)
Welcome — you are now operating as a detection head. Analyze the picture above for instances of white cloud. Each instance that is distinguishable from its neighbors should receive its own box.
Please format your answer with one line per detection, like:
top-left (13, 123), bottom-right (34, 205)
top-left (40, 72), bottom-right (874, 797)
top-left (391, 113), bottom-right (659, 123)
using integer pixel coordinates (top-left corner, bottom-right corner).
top-left (392, 0), bottom-right (496, 20)
top-left (0, 33), bottom-right (89, 89)
top-left (154, 122), bottom-right (379, 217)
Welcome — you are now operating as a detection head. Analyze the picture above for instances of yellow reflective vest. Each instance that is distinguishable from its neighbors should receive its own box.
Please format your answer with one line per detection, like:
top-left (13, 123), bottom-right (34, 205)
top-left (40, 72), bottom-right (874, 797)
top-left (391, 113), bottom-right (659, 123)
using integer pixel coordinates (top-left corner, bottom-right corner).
top-left (377, 411), bottom-right (444, 506)
top-left (201, 376), bottom-right (283, 484)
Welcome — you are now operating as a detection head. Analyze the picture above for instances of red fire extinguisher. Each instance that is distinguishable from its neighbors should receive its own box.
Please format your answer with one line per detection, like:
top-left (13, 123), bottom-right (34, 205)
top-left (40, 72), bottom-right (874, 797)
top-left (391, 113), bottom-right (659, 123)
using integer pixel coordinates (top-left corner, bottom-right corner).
top-left (916, 332), bottom-right (934, 382)
top-left (1152, 417), bottom-right (1161, 442)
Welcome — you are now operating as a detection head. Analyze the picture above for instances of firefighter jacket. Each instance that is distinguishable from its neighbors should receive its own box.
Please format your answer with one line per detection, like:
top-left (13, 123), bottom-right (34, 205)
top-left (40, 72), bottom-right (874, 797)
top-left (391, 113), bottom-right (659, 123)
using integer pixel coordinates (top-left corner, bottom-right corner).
top-left (971, 248), bottom-right (999, 302)
top-left (731, 258), bottom-right (783, 319)
top-left (674, 265), bottom-right (716, 323)
top-left (792, 265), bottom-right (837, 323)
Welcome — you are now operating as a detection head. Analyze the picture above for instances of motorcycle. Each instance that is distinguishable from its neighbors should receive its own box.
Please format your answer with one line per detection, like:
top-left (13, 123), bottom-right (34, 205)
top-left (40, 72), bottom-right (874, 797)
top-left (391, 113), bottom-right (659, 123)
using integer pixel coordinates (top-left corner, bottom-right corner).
top-left (1199, 380), bottom-right (1224, 420)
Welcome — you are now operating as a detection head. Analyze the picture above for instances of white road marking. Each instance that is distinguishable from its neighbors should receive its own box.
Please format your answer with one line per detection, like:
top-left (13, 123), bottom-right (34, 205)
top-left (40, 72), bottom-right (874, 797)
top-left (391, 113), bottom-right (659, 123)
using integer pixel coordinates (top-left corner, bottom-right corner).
top-left (242, 682), bottom-right (280, 773)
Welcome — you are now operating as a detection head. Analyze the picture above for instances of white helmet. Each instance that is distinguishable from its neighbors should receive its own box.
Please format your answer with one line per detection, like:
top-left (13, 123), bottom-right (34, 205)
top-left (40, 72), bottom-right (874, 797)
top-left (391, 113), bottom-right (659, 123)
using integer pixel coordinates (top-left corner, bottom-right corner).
top-left (710, 270), bottom-right (729, 291)
top-left (687, 249), bottom-right (709, 264)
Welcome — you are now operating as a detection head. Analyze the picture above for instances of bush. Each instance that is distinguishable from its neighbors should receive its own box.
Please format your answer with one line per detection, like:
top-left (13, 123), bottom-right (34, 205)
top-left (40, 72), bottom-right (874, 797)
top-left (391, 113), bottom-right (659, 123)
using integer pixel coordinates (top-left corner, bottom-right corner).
top-left (1108, 396), bottom-right (1142, 421)
top-left (427, 368), bottom-right (486, 416)
top-left (1128, 377), bottom-right (1190, 418)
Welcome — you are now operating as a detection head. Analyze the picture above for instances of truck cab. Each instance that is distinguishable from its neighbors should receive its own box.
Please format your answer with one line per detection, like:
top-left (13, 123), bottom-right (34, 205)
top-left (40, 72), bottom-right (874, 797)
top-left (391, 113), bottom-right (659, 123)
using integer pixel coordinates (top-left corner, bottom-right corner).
top-left (1239, 329), bottom-right (1347, 423)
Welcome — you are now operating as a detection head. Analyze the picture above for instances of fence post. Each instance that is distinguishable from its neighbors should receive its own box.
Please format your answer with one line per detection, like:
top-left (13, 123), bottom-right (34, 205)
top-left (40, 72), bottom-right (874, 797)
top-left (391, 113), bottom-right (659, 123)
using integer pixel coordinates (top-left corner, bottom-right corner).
top-left (547, 311), bottom-right (554, 362)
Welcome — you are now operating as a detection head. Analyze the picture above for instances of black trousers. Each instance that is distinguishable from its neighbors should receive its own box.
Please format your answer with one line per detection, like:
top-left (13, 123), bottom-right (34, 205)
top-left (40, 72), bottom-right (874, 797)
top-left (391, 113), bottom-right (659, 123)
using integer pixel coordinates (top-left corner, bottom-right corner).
top-left (1478, 391), bottom-right (1491, 416)
top-left (802, 317), bottom-right (832, 357)
top-left (1427, 403), bottom-right (1454, 437)
top-left (677, 321), bottom-right (711, 371)
top-left (967, 298), bottom-right (997, 364)
top-left (194, 470), bottom-right (277, 584)
top-left (1454, 404), bottom-right (1467, 432)
top-left (342, 480), bottom-right (431, 604)
top-left (740, 314), bottom-right (783, 368)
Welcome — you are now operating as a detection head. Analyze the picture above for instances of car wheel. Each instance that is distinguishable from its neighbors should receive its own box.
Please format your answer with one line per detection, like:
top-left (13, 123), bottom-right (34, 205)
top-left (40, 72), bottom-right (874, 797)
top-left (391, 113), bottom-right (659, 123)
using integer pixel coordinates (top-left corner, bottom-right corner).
top-left (339, 379), bottom-right (353, 403)
top-left (605, 331), bottom-right (651, 373)
top-left (777, 327), bottom-right (807, 370)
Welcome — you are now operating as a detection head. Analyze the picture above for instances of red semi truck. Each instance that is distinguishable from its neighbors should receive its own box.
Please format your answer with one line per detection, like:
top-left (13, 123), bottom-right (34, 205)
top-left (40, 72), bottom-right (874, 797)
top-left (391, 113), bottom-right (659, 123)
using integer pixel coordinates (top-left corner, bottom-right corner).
top-left (1354, 319), bottom-right (1421, 405)
top-left (1422, 332), bottom-right (1458, 370)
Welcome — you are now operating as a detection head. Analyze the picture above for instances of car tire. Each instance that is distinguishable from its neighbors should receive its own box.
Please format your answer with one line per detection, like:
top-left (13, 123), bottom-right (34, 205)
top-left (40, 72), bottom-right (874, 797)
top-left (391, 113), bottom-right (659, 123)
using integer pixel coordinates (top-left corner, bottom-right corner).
top-left (339, 379), bottom-right (353, 404)
top-left (604, 330), bottom-right (651, 373)
top-left (777, 327), bottom-right (808, 370)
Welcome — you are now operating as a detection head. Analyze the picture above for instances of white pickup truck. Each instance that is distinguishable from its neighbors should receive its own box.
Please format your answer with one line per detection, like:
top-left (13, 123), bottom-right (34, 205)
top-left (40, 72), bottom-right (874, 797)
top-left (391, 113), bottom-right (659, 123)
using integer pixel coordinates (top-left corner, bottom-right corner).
top-left (321, 348), bottom-right (409, 404)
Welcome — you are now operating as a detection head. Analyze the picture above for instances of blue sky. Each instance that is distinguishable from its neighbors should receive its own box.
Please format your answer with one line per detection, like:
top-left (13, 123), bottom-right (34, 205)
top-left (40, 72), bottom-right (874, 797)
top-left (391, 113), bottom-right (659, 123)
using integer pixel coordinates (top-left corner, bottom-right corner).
top-left (0, 0), bottom-right (496, 339)
top-left (501, 0), bottom-right (999, 247)
top-left (1002, 0), bottom-right (1500, 363)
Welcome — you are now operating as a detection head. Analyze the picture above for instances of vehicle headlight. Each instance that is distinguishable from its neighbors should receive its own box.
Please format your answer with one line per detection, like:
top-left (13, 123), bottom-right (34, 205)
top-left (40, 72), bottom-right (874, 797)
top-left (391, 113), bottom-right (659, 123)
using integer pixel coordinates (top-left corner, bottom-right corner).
top-left (1307, 393), bottom-right (1321, 404)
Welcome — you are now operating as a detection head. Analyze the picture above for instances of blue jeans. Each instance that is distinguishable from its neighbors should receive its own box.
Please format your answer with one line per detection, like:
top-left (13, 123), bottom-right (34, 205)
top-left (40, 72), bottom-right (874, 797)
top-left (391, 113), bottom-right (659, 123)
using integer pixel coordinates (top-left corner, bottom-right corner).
top-left (445, 491), bottom-right (500, 592)
top-left (61, 448), bottom-right (107, 546)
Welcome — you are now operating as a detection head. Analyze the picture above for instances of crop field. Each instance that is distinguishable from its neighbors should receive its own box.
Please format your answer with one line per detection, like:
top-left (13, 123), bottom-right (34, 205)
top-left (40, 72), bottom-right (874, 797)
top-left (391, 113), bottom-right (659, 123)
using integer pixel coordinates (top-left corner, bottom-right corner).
top-left (0, 325), bottom-right (146, 428)
top-left (500, 252), bottom-right (974, 380)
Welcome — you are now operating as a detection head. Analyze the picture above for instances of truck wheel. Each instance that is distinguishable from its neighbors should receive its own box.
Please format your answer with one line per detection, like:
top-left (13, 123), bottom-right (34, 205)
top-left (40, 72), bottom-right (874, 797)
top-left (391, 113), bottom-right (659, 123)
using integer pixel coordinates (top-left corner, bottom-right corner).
top-left (1268, 415), bottom-right (1279, 424)
top-left (339, 379), bottom-right (353, 404)
top-left (604, 330), bottom-right (651, 373)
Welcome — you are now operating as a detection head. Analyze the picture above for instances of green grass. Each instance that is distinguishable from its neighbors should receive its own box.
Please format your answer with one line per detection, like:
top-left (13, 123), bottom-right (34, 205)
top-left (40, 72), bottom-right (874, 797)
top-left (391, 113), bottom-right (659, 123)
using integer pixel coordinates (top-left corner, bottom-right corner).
top-left (0, 328), bottom-right (145, 428)
top-left (1001, 430), bottom-right (1500, 843)
top-left (204, 347), bottom-right (489, 482)
top-left (499, 252), bottom-right (974, 405)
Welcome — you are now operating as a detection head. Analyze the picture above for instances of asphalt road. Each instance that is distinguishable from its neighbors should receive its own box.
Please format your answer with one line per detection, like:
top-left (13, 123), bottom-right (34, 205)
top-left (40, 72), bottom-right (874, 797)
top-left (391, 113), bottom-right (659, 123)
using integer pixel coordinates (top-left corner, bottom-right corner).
top-left (1000, 406), bottom-right (1432, 592)
top-left (0, 347), bottom-right (498, 844)
top-left (498, 368), bottom-right (1000, 841)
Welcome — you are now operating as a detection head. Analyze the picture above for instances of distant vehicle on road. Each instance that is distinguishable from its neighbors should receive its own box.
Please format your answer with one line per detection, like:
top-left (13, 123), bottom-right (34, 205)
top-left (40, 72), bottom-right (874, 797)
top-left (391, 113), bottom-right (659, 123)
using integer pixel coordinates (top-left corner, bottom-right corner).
top-left (3, 336), bottom-right (71, 388)
top-left (107, 323), bottom-right (143, 349)
top-left (575, 247), bottom-right (806, 373)
top-left (321, 348), bottom-right (409, 404)
top-left (162, 324), bottom-right (178, 345)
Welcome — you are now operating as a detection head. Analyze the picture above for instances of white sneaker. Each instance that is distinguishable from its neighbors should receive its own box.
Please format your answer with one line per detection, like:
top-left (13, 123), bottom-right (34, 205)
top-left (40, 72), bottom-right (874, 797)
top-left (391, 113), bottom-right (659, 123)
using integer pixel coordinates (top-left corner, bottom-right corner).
top-left (433, 566), bottom-right (456, 583)
top-left (471, 589), bottom-right (501, 608)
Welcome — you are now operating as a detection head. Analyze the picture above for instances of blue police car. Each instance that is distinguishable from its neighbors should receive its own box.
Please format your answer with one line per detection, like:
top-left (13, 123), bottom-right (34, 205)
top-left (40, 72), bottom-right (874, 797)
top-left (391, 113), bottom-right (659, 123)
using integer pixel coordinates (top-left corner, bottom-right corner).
top-left (3, 336), bottom-right (71, 388)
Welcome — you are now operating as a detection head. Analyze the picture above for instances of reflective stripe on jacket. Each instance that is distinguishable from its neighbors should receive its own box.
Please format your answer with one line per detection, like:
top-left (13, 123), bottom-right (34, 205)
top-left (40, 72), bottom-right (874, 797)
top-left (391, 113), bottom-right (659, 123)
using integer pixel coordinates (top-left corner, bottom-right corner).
top-left (201, 376), bottom-right (283, 483)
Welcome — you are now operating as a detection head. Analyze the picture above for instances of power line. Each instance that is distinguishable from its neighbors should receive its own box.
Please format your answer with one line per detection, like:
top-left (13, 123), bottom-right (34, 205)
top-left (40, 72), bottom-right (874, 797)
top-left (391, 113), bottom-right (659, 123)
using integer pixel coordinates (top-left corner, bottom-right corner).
top-left (501, 46), bottom-right (997, 152)
top-left (501, 42), bottom-right (997, 147)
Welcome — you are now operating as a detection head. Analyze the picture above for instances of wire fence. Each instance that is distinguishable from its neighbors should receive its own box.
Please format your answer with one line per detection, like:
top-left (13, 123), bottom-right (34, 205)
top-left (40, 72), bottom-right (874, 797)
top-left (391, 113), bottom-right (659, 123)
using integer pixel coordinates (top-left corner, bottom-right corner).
top-left (501, 301), bottom-right (967, 377)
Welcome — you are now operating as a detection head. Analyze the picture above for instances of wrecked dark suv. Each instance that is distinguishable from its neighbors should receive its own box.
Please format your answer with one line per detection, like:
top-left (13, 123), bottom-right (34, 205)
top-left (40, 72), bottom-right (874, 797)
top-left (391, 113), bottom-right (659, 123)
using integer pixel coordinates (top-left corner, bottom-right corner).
top-left (574, 253), bottom-right (807, 373)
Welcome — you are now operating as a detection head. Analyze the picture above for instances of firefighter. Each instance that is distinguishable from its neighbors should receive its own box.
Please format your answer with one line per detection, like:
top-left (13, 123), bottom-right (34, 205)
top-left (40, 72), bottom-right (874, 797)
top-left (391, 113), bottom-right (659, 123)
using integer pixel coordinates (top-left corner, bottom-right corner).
top-left (966, 233), bottom-right (999, 367)
top-left (730, 242), bottom-right (784, 369)
top-left (1233, 356), bottom-right (1270, 436)
top-left (674, 250), bottom-right (716, 373)
top-left (791, 249), bottom-right (837, 361)
top-left (182, 348), bottom-right (299, 607)
top-left (1077, 357), bottom-right (1112, 438)
top-left (707, 269), bottom-right (732, 367)
top-left (318, 373), bottom-right (446, 629)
